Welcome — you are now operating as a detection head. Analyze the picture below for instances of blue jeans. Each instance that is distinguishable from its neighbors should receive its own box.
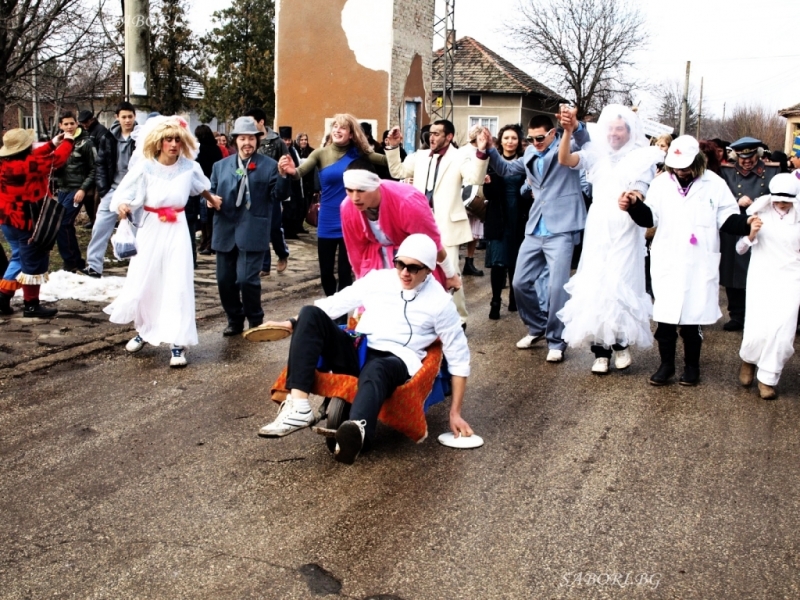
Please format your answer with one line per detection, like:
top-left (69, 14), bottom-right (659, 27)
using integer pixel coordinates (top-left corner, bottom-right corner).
top-left (56, 190), bottom-right (85, 270)
top-left (1, 224), bottom-right (49, 277)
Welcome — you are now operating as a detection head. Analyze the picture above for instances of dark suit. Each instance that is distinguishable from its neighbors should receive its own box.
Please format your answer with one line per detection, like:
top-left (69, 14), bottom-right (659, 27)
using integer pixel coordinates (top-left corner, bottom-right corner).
top-left (210, 153), bottom-right (290, 327)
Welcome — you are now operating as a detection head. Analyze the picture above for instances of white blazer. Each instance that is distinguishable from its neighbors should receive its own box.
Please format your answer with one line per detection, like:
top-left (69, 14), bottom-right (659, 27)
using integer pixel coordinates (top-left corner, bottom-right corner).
top-left (387, 144), bottom-right (489, 247)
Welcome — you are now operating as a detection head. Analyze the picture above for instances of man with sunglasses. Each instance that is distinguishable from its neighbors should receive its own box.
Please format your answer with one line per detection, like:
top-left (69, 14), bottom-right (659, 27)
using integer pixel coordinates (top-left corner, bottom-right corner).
top-left (257, 234), bottom-right (473, 465)
top-left (486, 113), bottom-right (590, 363)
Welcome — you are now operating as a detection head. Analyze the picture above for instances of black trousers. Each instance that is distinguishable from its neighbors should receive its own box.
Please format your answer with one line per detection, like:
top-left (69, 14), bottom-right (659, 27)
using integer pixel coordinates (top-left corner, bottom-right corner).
top-left (216, 247), bottom-right (266, 328)
top-left (725, 287), bottom-right (746, 324)
top-left (287, 306), bottom-right (409, 441)
top-left (591, 343), bottom-right (627, 359)
top-left (654, 322), bottom-right (702, 368)
top-left (317, 237), bottom-right (353, 297)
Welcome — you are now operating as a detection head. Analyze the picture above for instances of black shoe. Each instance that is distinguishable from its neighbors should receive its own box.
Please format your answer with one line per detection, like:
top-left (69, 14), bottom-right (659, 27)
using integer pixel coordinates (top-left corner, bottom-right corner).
top-left (476, 240), bottom-right (486, 250)
top-left (284, 232), bottom-right (300, 240)
top-left (248, 320), bottom-right (263, 330)
top-left (0, 293), bottom-right (13, 315)
top-left (222, 324), bottom-right (244, 337)
top-left (679, 366), bottom-right (700, 386)
top-left (462, 258), bottom-right (484, 277)
top-left (82, 222), bottom-right (94, 230)
top-left (199, 248), bottom-right (213, 256)
top-left (649, 362), bottom-right (675, 386)
top-left (723, 320), bottom-right (744, 331)
top-left (461, 322), bottom-right (467, 332)
top-left (508, 293), bottom-right (517, 312)
top-left (489, 300), bottom-right (501, 320)
top-left (80, 267), bottom-right (102, 278)
top-left (23, 299), bottom-right (57, 318)
top-left (334, 420), bottom-right (366, 465)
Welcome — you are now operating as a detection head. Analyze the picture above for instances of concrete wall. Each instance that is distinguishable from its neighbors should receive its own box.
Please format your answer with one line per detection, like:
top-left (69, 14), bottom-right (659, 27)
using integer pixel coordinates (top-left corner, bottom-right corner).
top-left (275, 0), bottom-right (433, 148)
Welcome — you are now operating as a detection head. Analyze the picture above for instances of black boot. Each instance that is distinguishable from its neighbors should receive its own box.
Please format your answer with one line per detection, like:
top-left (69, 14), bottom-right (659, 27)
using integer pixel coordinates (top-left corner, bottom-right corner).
top-left (489, 300), bottom-right (501, 320)
top-left (0, 292), bottom-right (13, 315)
top-left (462, 257), bottom-right (484, 277)
top-left (649, 339), bottom-right (676, 386)
top-left (508, 286), bottom-right (517, 312)
top-left (680, 326), bottom-right (702, 386)
top-left (23, 299), bottom-right (57, 318)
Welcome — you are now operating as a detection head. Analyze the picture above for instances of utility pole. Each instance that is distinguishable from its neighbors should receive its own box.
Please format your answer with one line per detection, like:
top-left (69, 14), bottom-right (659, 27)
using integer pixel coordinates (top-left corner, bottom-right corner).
top-left (696, 77), bottom-right (704, 138)
top-left (679, 61), bottom-right (690, 136)
top-left (431, 0), bottom-right (455, 123)
top-left (124, 0), bottom-right (151, 111)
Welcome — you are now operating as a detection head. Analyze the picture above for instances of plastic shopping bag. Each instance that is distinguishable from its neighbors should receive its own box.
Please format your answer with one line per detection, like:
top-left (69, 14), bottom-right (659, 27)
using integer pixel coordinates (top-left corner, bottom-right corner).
top-left (111, 218), bottom-right (138, 259)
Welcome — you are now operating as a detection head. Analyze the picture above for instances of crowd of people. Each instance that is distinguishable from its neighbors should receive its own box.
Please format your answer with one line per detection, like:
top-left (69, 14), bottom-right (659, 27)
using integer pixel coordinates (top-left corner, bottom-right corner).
top-left (2, 102), bottom-right (800, 461)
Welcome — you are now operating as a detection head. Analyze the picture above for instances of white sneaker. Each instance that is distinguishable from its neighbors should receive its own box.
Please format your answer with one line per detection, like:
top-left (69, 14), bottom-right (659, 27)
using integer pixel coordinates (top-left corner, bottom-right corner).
top-left (334, 419), bottom-right (367, 464)
top-left (516, 333), bottom-right (544, 349)
top-left (591, 357), bottom-right (609, 374)
top-left (169, 346), bottom-right (187, 368)
top-left (258, 397), bottom-right (316, 437)
top-left (614, 348), bottom-right (632, 370)
top-left (126, 334), bottom-right (145, 353)
top-left (546, 349), bottom-right (564, 363)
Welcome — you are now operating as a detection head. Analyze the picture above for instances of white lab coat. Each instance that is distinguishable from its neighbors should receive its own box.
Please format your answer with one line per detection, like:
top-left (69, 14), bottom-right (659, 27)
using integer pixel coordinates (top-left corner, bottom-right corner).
top-left (646, 171), bottom-right (739, 324)
top-left (737, 203), bottom-right (800, 385)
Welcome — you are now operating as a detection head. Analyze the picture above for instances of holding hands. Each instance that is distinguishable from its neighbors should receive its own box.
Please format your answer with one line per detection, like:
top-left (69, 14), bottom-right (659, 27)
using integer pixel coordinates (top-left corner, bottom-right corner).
top-left (747, 215), bottom-right (762, 241)
top-left (618, 190), bottom-right (641, 211)
top-left (476, 127), bottom-right (494, 151)
top-left (558, 106), bottom-right (579, 132)
top-left (278, 154), bottom-right (296, 177)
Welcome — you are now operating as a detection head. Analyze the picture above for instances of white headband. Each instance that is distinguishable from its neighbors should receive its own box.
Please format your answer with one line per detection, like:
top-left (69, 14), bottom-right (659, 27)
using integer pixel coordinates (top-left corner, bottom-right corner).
top-left (343, 170), bottom-right (381, 192)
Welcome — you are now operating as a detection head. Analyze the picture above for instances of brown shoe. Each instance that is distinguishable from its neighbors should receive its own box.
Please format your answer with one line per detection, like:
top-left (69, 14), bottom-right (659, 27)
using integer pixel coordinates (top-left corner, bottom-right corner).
top-left (260, 270), bottom-right (270, 277)
top-left (758, 381), bottom-right (777, 400)
top-left (277, 257), bottom-right (288, 273)
top-left (739, 362), bottom-right (755, 386)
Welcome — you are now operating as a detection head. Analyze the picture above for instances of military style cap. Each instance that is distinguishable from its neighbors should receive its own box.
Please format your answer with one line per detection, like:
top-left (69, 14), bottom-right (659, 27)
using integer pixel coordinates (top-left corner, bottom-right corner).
top-left (730, 136), bottom-right (763, 157)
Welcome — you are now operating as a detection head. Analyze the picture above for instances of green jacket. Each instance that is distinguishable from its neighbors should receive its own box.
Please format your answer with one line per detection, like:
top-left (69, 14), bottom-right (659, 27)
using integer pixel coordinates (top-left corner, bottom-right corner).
top-left (55, 130), bottom-right (96, 192)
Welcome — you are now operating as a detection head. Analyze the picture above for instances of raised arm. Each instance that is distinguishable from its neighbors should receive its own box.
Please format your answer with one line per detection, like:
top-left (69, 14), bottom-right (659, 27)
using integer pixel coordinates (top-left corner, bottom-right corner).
top-left (557, 108), bottom-right (581, 168)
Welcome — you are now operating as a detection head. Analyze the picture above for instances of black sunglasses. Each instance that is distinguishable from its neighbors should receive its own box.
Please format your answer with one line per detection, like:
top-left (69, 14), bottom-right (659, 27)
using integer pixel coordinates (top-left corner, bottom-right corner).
top-left (394, 259), bottom-right (426, 275)
top-left (526, 134), bottom-right (548, 143)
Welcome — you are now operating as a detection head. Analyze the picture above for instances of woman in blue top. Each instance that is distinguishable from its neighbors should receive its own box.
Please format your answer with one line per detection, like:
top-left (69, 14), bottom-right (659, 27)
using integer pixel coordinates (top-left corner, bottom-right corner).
top-left (279, 113), bottom-right (391, 295)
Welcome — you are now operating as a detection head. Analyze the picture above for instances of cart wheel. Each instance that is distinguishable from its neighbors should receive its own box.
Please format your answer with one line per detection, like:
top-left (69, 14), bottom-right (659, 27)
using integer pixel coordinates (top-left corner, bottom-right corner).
top-left (325, 397), bottom-right (350, 453)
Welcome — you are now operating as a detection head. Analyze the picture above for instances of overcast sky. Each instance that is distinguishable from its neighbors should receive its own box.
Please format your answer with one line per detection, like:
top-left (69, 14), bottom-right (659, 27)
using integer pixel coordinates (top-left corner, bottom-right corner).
top-left (190, 0), bottom-right (800, 121)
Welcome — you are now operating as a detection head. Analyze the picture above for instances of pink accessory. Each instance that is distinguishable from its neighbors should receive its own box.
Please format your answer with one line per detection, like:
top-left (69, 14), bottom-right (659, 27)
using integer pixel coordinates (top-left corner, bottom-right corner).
top-left (689, 234), bottom-right (697, 245)
top-left (144, 206), bottom-right (184, 222)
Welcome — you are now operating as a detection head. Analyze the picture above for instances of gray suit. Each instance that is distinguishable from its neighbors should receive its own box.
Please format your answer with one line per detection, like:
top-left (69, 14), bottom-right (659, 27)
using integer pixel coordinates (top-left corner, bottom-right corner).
top-left (488, 126), bottom-right (590, 351)
top-left (210, 153), bottom-right (289, 327)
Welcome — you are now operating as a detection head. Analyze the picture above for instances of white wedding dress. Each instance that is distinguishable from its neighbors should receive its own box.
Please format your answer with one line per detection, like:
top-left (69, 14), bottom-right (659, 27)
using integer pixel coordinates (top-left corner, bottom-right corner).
top-left (105, 156), bottom-right (210, 347)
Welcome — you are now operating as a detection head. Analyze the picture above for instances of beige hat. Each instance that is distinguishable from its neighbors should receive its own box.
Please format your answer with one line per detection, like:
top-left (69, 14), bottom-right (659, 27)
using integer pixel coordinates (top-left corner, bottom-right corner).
top-left (0, 128), bottom-right (36, 157)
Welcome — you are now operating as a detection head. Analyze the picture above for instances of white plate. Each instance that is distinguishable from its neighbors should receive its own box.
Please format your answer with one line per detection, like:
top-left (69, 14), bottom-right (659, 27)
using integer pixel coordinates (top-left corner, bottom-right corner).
top-left (437, 432), bottom-right (484, 449)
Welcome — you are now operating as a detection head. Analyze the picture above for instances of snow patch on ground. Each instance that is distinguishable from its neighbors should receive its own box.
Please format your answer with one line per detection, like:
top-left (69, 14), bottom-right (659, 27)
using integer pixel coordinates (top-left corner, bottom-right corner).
top-left (14, 270), bottom-right (126, 303)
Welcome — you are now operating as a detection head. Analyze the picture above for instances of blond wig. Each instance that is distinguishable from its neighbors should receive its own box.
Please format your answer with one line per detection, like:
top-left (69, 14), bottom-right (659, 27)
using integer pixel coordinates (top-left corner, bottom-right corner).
top-left (141, 116), bottom-right (198, 160)
top-left (331, 113), bottom-right (372, 155)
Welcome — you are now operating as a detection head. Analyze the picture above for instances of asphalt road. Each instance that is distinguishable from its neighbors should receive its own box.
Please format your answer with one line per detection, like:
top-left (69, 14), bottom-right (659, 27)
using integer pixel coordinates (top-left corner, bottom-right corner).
top-left (1, 275), bottom-right (799, 599)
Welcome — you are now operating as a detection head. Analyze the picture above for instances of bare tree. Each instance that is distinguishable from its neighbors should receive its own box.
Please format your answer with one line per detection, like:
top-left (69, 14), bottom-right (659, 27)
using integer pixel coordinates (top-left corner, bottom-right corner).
top-left (654, 79), bottom-right (699, 135)
top-left (0, 0), bottom-right (114, 131)
top-left (509, 0), bottom-right (648, 119)
top-left (704, 104), bottom-right (786, 151)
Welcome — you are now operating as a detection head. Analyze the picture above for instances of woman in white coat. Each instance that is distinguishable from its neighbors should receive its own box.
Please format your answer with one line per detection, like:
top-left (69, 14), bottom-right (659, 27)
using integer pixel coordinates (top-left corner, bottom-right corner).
top-left (737, 173), bottom-right (800, 399)
top-left (620, 136), bottom-right (754, 386)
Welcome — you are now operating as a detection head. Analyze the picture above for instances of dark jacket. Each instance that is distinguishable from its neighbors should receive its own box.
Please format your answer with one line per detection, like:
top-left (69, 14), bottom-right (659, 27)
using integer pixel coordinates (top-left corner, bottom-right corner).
top-left (209, 153), bottom-right (290, 252)
top-left (95, 122), bottom-right (138, 197)
top-left (85, 120), bottom-right (109, 146)
top-left (257, 128), bottom-right (289, 162)
top-left (55, 130), bottom-right (96, 192)
top-left (187, 141), bottom-right (224, 220)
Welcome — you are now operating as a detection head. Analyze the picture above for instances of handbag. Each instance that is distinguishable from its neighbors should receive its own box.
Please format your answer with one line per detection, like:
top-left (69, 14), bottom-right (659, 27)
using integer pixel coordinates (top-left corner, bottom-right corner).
top-left (26, 158), bottom-right (63, 252)
top-left (305, 201), bottom-right (320, 228)
top-left (461, 184), bottom-right (487, 222)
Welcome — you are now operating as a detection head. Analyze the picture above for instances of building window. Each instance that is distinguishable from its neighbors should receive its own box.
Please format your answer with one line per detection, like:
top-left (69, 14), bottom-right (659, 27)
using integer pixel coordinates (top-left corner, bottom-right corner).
top-left (468, 94), bottom-right (481, 106)
top-left (469, 116), bottom-right (498, 136)
top-left (22, 116), bottom-right (34, 129)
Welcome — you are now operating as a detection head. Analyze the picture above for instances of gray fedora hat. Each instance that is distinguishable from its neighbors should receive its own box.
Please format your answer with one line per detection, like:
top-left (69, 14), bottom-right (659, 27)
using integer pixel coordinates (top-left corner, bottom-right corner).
top-left (230, 116), bottom-right (263, 137)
